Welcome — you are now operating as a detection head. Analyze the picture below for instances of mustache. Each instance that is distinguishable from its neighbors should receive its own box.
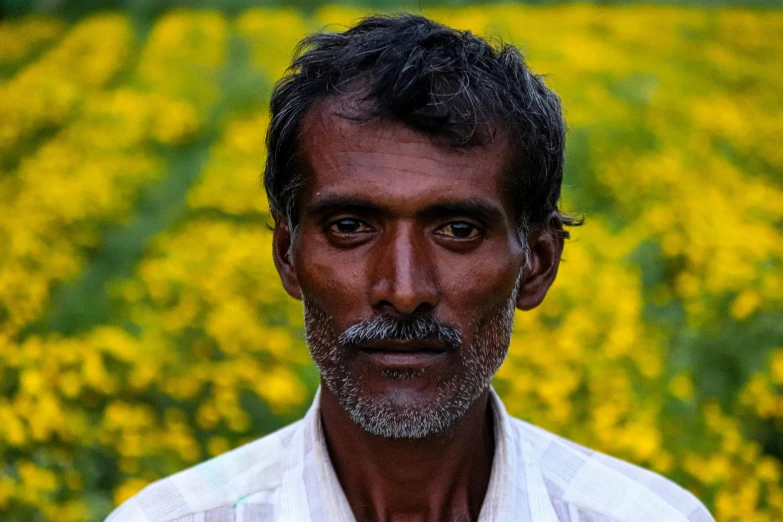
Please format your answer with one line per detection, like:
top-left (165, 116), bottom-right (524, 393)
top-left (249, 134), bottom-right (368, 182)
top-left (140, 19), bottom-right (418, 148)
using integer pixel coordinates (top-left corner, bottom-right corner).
top-left (338, 313), bottom-right (463, 348)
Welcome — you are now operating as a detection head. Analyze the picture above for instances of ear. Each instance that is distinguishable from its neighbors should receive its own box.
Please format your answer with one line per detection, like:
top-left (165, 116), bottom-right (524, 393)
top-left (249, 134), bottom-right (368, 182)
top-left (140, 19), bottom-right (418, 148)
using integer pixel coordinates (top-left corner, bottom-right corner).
top-left (516, 224), bottom-right (564, 311)
top-left (272, 222), bottom-right (303, 301)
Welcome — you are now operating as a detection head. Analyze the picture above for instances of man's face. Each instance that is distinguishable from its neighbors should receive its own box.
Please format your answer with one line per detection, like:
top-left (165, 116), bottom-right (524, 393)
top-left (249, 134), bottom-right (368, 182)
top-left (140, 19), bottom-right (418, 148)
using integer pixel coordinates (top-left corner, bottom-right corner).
top-left (274, 99), bottom-right (535, 439)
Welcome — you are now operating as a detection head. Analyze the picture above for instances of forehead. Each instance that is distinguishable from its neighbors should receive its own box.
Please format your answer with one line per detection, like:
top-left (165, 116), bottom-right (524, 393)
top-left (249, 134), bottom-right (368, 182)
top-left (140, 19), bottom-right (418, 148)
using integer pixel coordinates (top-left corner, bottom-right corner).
top-left (296, 97), bottom-right (514, 214)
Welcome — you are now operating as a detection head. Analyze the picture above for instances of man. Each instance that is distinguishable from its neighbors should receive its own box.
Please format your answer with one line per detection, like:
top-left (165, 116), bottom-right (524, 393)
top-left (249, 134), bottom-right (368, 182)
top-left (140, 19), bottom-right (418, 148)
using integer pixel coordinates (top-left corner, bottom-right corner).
top-left (108, 14), bottom-right (714, 522)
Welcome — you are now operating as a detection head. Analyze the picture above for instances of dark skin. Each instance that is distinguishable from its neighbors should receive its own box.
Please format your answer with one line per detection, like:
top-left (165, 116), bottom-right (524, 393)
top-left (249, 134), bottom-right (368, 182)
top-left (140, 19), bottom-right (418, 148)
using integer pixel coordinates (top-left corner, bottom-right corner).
top-left (272, 98), bottom-right (563, 522)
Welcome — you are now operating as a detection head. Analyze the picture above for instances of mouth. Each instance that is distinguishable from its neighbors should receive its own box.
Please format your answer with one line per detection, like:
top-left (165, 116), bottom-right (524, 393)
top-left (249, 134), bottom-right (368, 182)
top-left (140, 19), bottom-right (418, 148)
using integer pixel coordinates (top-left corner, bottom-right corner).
top-left (357, 339), bottom-right (449, 368)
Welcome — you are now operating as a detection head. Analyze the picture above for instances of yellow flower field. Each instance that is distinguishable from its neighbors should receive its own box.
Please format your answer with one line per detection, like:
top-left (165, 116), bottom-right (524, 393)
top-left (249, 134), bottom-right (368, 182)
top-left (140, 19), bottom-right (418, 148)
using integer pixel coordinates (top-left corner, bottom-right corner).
top-left (0, 6), bottom-right (781, 521)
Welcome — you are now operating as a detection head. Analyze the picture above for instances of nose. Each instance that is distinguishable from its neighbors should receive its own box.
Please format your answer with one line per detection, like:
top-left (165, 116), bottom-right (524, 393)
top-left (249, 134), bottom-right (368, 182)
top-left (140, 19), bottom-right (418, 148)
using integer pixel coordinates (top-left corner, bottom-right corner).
top-left (369, 222), bottom-right (439, 316)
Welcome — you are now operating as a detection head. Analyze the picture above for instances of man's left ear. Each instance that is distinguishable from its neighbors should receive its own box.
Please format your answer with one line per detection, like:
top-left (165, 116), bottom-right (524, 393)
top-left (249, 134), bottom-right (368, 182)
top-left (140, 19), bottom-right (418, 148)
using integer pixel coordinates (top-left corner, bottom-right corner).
top-left (516, 223), bottom-right (564, 311)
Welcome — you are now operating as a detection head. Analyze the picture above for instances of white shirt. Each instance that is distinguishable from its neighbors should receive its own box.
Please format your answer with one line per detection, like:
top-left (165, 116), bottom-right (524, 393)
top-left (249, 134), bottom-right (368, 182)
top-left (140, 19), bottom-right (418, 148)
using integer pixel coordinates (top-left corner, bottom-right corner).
top-left (107, 389), bottom-right (714, 522)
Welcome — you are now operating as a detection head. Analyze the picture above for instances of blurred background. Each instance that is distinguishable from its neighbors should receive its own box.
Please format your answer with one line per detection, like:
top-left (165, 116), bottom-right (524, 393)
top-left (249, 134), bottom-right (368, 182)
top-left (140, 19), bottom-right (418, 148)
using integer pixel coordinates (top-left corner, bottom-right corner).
top-left (0, 1), bottom-right (781, 520)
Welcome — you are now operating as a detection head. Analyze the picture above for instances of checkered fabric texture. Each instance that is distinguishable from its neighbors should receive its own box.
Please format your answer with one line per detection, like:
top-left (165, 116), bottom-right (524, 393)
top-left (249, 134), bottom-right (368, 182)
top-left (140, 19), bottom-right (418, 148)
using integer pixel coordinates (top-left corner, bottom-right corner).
top-left (107, 390), bottom-right (714, 522)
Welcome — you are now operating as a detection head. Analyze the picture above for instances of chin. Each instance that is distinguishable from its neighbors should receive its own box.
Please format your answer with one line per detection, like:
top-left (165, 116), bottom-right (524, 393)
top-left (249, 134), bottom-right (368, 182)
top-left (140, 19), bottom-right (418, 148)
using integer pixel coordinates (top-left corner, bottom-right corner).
top-left (327, 367), bottom-right (485, 440)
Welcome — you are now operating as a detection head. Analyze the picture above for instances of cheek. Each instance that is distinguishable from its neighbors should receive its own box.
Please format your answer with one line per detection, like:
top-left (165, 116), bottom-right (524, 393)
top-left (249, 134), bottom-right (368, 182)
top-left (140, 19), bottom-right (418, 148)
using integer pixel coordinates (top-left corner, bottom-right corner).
top-left (293, 246), bottom-right (370, 322)
top-left (435, 255), bottom-right (520, 325)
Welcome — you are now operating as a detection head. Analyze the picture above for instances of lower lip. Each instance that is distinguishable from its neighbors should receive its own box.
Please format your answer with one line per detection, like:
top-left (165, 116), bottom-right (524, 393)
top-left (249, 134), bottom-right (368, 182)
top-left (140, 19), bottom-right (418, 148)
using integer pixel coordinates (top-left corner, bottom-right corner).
top-left (359, 350), bottom-right (447, 367)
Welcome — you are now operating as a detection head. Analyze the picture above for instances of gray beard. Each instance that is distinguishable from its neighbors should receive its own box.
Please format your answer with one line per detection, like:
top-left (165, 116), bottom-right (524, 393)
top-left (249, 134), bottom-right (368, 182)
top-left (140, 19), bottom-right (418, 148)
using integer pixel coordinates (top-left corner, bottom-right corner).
top-left (302, 284), bottom-right (518, 440)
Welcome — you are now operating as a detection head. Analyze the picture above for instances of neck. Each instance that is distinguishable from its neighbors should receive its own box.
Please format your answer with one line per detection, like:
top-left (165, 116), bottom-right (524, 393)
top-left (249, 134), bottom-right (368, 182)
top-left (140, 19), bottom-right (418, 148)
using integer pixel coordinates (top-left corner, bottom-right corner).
top-left (319, 385), bottom-right (496, 522)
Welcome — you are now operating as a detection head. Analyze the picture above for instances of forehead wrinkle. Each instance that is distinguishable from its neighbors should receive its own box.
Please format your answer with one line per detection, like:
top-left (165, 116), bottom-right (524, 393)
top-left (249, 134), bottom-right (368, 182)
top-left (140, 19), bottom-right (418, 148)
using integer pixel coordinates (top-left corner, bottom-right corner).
top-left (328, 158), bottom-right (482, 183)
top-left (326, 125), bottom-right (507, 158)
top-left (333, 149), bottom-right (478, 168)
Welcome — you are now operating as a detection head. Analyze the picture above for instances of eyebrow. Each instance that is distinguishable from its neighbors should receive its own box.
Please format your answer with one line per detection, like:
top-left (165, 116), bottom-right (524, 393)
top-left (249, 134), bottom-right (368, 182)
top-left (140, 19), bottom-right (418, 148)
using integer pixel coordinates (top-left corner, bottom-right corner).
top-left (303, 195), bottom-right (507, 225)
top-left (419, 200), bottom-right (506, 225)
top-left (304, 196), bottom-right (387, 221)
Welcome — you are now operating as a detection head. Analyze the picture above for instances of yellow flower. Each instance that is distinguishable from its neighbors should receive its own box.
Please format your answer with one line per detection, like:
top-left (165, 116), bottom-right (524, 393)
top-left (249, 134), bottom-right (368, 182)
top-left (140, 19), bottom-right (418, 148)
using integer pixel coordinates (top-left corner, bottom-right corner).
top-left (113, 478), bottom-right (149, 506)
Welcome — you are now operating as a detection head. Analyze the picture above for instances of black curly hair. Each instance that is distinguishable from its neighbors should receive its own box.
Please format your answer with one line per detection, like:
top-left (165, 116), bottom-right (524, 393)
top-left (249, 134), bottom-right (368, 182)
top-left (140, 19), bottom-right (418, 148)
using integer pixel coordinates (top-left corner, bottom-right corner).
top-left (264, 14), bottom-right (581, 237)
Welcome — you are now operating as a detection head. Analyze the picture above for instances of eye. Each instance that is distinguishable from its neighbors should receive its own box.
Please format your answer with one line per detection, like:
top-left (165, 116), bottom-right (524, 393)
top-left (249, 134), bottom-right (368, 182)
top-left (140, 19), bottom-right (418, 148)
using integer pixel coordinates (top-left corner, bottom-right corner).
top-left (435, 222), bottom-right (481, 240)
top-left (328, 218), bottom-right (373, 235)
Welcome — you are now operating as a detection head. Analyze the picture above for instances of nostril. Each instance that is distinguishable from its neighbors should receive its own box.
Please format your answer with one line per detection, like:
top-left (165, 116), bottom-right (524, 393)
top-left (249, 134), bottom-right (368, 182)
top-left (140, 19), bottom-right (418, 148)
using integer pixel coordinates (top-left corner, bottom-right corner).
top-left (411, 302), bottom-right (435, 316)
top-left (375, 300), bottom-right (395, 312)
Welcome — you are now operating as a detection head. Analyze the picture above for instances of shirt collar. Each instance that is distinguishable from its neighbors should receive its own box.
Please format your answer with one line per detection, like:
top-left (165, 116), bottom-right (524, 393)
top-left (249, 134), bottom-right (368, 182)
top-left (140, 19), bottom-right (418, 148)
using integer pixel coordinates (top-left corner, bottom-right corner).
top-left (279, 387), bottom-right (558, 522)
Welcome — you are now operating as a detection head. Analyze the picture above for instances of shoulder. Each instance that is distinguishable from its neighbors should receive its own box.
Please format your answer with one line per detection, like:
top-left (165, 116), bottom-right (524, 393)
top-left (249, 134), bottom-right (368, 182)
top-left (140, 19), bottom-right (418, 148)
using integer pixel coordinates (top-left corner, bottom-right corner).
top-left (104, 420), bottom-right (302, 522)
top-left (509, 417), bottom-right (715, 522)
